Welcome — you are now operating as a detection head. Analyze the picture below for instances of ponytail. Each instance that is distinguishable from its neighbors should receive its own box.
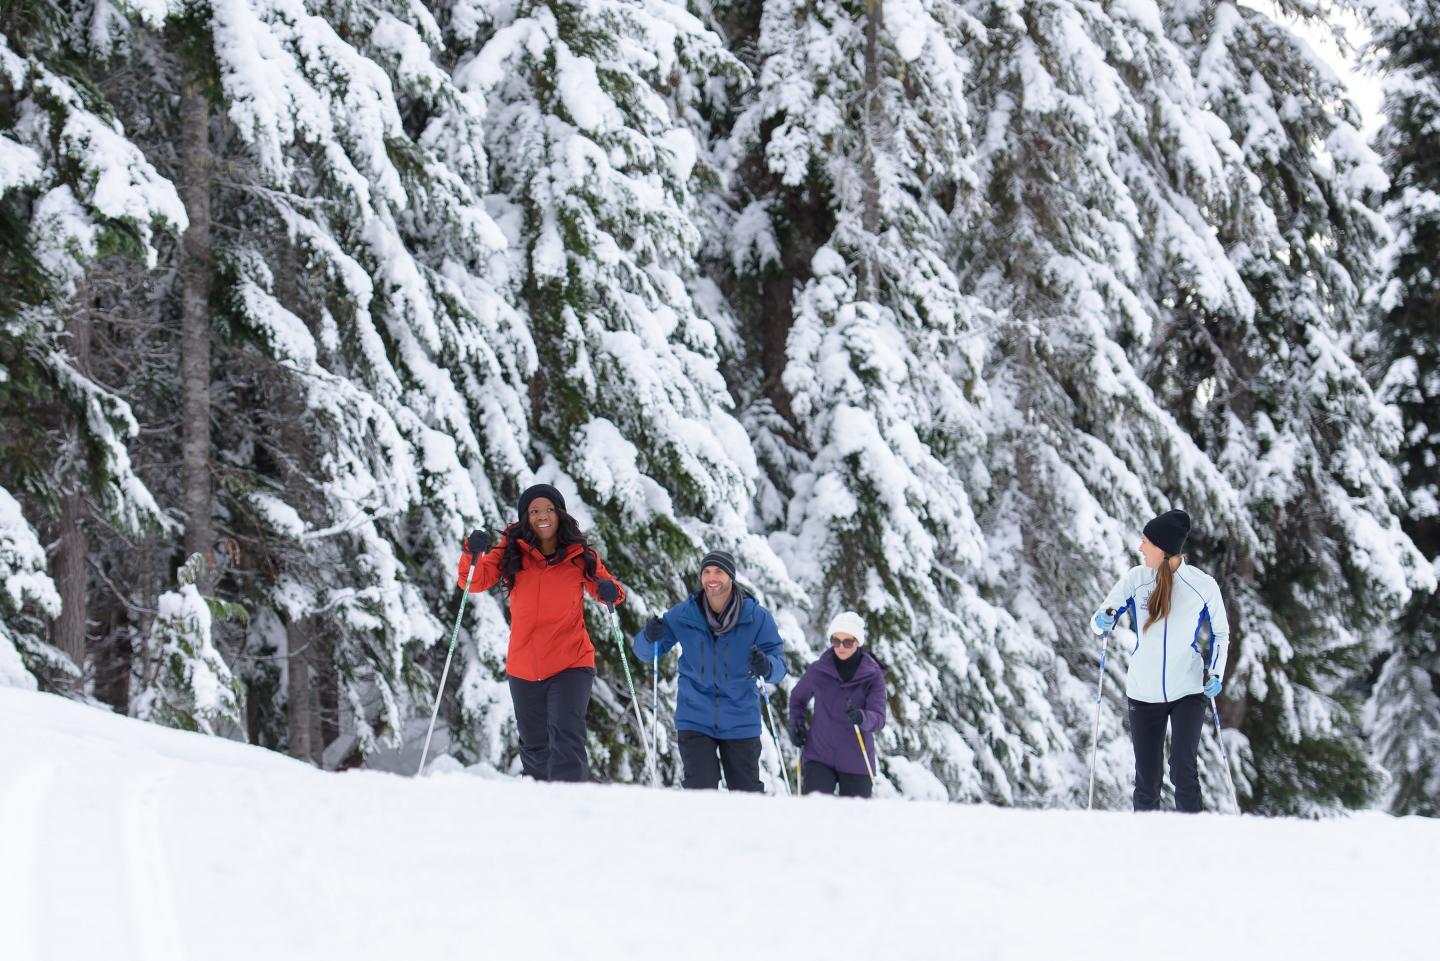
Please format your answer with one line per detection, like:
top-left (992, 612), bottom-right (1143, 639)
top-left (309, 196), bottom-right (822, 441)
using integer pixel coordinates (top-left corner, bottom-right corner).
top-left (1144, 555), bottom-right (1181, 631)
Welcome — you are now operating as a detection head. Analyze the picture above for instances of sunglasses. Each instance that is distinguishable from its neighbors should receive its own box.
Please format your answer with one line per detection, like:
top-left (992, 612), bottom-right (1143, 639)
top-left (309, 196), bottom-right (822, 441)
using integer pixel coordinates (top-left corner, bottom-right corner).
top-left (829, 635), bottom-right (858, 649)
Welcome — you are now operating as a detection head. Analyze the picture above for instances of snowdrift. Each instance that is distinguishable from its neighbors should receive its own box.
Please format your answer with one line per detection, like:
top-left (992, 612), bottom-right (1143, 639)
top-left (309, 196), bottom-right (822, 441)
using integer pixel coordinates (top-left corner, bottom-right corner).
top-left (2, 687), bottom-right (1434, 961)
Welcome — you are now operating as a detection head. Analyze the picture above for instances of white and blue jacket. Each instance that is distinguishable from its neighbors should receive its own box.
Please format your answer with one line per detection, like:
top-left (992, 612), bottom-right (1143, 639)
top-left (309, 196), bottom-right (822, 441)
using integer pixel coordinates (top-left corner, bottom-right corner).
top-left (1094, 563), bottom-right (1230, 704)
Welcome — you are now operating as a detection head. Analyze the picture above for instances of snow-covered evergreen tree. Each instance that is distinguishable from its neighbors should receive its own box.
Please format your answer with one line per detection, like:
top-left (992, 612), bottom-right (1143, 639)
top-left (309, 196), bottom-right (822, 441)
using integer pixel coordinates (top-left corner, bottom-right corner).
top-left (1363, 0), bottom-right (1440, 816)
top-left (137, 553), bottom-right (246, 734)
top-left (451, 0), bottom-right (792, 781)
top-left (0, 487), bottom-right (58, 689)
top-left (159, 0), bottom-right (534, 759)
top-left (10, 0), bottom-right (540, 758)
top-left (3, 0), bottom-right (1429, 808)
top-left (0, 1), bottom-right (182, 689)
top-left (706, 0), bottom-right (1091, 801)
top-left (1157, 0), bottom-right (1432, 813)
top-left (939, 0), bottom-right (1271, 807)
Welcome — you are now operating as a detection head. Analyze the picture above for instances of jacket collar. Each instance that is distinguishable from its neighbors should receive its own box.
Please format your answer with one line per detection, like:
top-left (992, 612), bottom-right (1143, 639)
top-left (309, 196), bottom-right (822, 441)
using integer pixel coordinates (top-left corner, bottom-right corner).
top-left (678, 589), bottom-right (755, 628)
top-left (517, 540), bottom-right (584, 564)
top-left (813, 648), bottom-right (884, 683)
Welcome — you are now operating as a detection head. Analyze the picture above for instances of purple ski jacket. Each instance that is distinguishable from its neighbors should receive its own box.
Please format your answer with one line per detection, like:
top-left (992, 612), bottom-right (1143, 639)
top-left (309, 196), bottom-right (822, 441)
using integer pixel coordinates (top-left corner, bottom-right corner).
top-left (788, 649), bottom-right (887, 777)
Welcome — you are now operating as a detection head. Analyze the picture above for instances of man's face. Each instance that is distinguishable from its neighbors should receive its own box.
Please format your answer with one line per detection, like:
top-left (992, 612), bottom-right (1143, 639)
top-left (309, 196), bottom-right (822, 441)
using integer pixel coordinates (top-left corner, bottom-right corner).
top-left (700, 565), bottom-right (733, 600)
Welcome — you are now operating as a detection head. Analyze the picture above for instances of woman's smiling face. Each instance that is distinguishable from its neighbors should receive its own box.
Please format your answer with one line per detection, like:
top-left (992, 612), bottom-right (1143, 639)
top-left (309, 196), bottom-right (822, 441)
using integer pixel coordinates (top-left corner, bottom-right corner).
top-left (528, 498), bottom-right (558, 540)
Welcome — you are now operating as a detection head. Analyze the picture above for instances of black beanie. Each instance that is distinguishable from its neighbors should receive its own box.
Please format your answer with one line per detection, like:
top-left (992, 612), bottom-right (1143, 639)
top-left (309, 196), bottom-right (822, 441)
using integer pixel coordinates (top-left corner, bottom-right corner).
top-left (699, 549), bottom-right (737, 582)
top-left (1143, 509), bottom-right (1191, 556)
top-left (518, 484), bottom-right (566, 521)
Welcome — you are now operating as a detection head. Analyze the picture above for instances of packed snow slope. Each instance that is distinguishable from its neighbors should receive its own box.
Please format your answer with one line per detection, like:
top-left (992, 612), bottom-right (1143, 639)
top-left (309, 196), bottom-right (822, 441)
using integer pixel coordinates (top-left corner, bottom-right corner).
top-left (3, 687), bottom-right (1435, 961)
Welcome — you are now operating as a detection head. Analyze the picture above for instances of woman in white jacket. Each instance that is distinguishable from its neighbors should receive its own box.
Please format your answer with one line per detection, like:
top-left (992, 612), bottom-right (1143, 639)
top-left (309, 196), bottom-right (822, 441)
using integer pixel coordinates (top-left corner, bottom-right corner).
top-left (1093, 509), bottom-right (1230, 812)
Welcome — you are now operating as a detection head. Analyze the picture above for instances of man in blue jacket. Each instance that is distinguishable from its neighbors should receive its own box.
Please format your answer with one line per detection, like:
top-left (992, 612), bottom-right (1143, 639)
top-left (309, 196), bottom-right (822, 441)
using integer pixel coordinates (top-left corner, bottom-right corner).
top-left (632, 549), bottom-right (787, 791)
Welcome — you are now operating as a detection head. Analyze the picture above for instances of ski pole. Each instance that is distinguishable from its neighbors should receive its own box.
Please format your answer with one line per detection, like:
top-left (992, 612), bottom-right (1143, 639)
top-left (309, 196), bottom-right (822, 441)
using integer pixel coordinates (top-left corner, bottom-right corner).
top-left (607, 603), bottom-right (657, 783)
top-left (796, 754), bottom-right (803, 795)
top-left (651, 643), bottom-right (660, 782)
top-left (1087, 608), bottom-right (1116, 809)
top-left (1208, 695), bottom-right (1240, 815)
top-left (852, 724), bottom-right (878, 786)
top-left (756, 678), bottom-right (792, 796)
top-left (417, 554), bottom-right (478, 776)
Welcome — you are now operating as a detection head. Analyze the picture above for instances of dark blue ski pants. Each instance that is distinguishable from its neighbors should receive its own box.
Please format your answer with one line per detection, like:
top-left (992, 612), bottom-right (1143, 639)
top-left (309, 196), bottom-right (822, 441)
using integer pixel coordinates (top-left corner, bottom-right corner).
top-left (508, 668), bottom-right (593, 782)
top-left (1127, 694), bottom-right (1206, 813)
top-left (678, 731), bottom-right (762, 791)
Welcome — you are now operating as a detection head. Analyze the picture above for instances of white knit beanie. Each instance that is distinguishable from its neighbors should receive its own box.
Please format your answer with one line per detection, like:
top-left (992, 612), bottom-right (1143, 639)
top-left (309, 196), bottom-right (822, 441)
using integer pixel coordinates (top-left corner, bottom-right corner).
top-left (827, 611), bottom-right (866, 646)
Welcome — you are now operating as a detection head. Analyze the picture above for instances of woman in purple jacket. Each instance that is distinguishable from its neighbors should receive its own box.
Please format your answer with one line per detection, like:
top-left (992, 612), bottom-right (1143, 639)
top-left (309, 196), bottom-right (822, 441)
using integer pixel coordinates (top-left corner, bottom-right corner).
top-left (787, 611), bottom-right (887, 798)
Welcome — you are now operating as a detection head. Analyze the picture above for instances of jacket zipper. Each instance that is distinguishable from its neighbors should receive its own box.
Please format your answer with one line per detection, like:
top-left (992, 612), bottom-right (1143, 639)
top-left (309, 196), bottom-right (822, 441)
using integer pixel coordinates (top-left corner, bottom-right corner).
top-left (713, 636), bottom-right (721, 735)
top-left (533, 562), bottom-right (543, 681)
top-left (1161, 619), bottom-right (1168, 702)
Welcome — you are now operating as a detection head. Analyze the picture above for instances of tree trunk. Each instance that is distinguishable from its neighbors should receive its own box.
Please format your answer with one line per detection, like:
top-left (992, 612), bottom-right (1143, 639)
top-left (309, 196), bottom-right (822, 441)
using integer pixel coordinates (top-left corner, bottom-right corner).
top-left (286, 617), bottom-right (314, 763)
top-left (50, 486), bottom-right (87, 683)
top-left (50, 299), bottom-right (94, 688)
top-left (859, 0), bottom-right (884, 300)
top-left (178, 80), bottom-right (214, 589)
top-left (270, 238), bottom-right (330, 765)
top-left (316, 631), bottom-right (339, 766)
top-left (93, 625), bottom-right (134, 713)
top-left (51, 488), bottom-right (87, 684)
top-left (758, 191), bottom-right (834, 428)
top-left (93, 540), bottom-right (155, 714)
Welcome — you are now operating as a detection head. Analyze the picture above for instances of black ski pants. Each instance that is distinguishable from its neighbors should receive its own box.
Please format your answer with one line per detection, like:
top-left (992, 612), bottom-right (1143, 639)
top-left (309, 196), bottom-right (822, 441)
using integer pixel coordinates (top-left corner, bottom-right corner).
top-left (678, 731), bottom-right (763, 792)
top-left (1127, 693), bottom-right (1206, 812)
top-left (801, 760), bottom-right (872, 798)
top-left (508, 667), bottom-right (594, 782)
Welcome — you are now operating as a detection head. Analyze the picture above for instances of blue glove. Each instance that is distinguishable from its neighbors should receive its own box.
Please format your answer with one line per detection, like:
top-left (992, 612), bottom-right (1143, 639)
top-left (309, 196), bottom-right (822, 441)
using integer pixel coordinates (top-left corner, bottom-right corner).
top-left (1092, 609), bottom-right (1118, 634)
top-left (1204, 675), bottom-right (1222, 698)
top-left (596, 579), bottom-right (619, 605)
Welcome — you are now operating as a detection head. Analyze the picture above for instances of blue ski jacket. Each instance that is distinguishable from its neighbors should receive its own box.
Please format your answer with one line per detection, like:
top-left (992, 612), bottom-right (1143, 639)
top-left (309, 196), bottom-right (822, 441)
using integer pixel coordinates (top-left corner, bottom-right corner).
top-left (631, 590), bottom-right (786, 740)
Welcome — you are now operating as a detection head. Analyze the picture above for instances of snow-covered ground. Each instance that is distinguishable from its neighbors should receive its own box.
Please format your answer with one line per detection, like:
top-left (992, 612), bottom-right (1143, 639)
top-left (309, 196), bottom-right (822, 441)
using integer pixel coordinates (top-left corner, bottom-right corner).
top-left (2, 687), bottom-right (1435, 961)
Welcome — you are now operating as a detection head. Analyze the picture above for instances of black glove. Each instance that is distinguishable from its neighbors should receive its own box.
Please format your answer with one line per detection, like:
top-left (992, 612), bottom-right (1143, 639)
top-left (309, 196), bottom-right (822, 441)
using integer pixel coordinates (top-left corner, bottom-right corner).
top-left (465, 529), bottom-right (491, 555)
top-left (789, 723), bottom-right (807, 748)
top-left (645, 617), bottom-right (666, 641)
top-left (846, 706), bottom-right (864, 727)
top-left (596, 579), bottom-right (619, 604)
top-left (747, 646), bottom-right (770, 679)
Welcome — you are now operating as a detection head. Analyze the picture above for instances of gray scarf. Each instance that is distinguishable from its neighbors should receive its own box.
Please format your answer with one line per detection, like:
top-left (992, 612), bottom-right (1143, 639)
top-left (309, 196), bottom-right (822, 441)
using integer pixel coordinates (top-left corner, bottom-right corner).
top-left (703, 588), bottom-right (742, 636)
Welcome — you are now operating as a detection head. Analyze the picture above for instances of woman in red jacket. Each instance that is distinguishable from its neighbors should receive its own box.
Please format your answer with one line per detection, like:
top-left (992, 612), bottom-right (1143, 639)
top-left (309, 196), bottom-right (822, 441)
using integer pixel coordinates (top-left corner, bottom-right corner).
top-left (459, 484), bottom-right (622, 781)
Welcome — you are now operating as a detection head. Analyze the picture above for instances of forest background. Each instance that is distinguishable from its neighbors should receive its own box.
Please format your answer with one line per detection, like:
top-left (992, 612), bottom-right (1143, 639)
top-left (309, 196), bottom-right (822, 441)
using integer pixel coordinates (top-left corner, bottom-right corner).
top-left (2, 0), bottom-right (1437, 815)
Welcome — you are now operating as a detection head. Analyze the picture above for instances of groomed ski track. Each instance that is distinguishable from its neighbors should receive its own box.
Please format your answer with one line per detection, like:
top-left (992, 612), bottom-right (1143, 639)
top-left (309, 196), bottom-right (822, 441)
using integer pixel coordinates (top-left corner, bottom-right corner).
top-left (1, 686), bottom-right (1434, 961)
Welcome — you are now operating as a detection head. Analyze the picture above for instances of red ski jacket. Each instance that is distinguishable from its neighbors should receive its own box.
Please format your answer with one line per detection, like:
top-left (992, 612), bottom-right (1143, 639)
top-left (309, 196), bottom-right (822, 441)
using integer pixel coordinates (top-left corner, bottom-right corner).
top-left (457, 535), bottom-right (623, 681)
